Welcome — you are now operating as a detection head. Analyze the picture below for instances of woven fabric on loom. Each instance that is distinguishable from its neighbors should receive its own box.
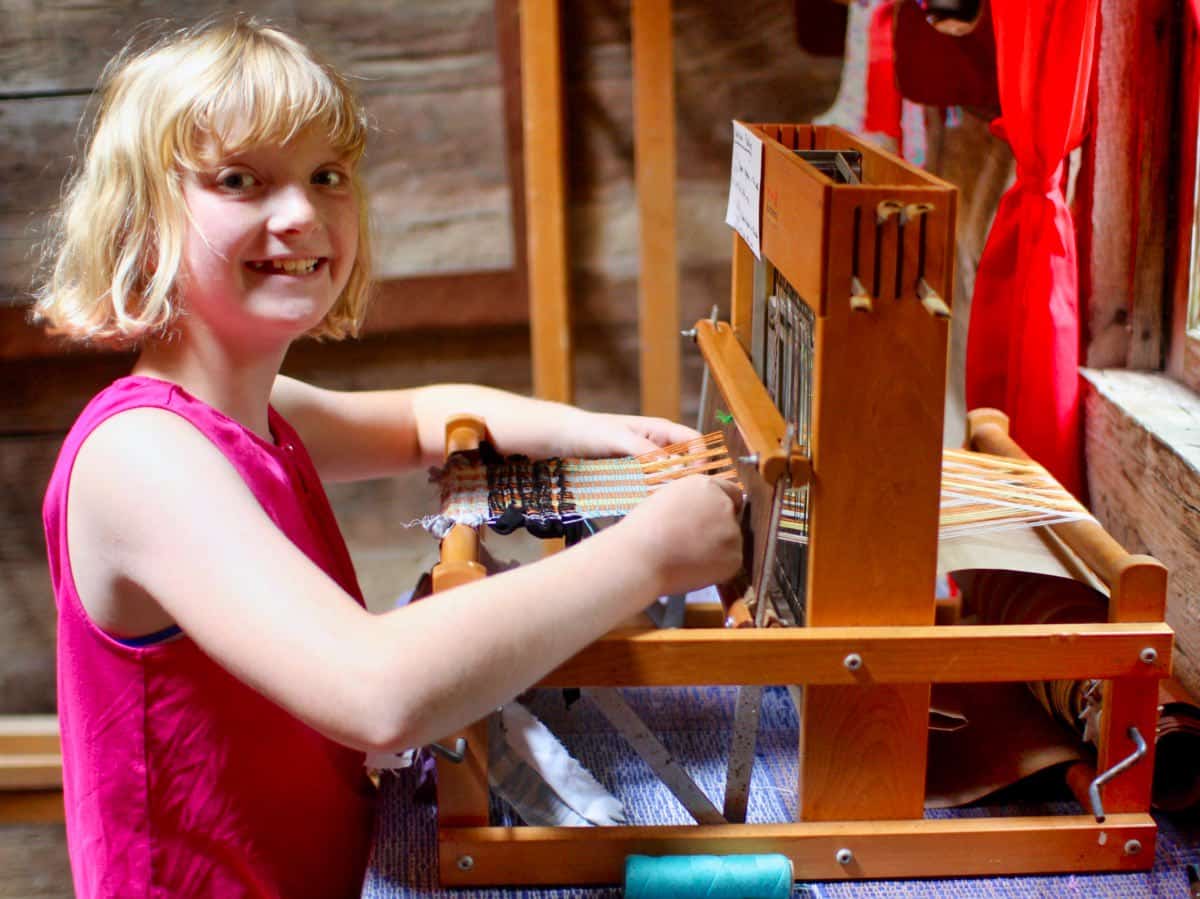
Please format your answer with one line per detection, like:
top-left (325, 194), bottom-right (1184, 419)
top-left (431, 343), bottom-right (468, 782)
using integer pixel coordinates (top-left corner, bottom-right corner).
top-left (433, 452), bottom-right (649, 532)
top-left (429, 436), bottom-right (1093, 544)
top-left (428, 434), bottom-right (733, 536)
top-left (364, 687), bottom-right (1200, 898)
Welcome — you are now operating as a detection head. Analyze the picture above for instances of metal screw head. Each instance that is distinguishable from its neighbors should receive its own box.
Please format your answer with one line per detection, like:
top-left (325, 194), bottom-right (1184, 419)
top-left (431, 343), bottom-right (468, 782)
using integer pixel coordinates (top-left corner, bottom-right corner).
top-left (738, 454), bottom-right (759, 466)
top-left (456, 855), bottom-right (475, 871)
top-left (843, 653), bottom-right (864, 672)
top-left (1123, 839), bottom-right (1142, 856)
top-left (1139, 647), bottom-right (1158, 665)
top-left (836, 848), bottom-right (854, 865)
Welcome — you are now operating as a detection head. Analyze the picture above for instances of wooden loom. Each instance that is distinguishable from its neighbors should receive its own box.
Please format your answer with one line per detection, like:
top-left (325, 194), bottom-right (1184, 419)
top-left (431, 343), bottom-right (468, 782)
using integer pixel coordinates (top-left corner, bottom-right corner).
top-left (428, 125), bottom-right (1173, 887)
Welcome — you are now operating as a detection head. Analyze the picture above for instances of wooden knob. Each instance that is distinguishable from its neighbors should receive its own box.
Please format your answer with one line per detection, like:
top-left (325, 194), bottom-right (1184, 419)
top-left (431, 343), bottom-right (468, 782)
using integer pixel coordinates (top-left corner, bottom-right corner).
top-left (445, 414), bottom-right (487, 457)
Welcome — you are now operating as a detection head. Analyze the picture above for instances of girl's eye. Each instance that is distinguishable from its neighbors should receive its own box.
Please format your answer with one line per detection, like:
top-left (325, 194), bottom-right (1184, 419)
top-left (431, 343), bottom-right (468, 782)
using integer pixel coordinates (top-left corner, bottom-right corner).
top-left (216, 170), bottom-right (259, 191)
top-left (313, 169), bottom-right (347, 188)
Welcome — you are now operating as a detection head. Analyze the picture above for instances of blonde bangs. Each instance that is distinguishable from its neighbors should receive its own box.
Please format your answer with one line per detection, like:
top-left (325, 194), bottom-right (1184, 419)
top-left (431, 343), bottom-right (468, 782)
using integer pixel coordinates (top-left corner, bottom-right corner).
top-left (33, 18), bottom-right (373, 345)
top-left (176, 27), bottom-right (367, 171)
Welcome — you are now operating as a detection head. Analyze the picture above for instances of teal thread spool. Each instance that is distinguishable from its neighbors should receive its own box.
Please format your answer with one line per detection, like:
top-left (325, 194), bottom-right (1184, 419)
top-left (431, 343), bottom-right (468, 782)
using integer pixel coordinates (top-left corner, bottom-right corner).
top-left (624, 854), bottom-right (794, 899)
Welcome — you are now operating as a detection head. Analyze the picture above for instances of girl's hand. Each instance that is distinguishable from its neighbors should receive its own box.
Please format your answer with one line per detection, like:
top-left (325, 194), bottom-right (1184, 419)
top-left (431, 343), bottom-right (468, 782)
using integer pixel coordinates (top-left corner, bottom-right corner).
top-left (618, 475), bottom-right (744, 597)
top-left (557, 410), bottom-right (701, 458)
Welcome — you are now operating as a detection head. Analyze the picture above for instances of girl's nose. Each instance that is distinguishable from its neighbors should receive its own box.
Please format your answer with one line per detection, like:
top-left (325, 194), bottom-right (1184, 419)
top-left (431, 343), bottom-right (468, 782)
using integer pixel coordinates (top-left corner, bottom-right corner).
top-left (267, 185), bottom-right (319, 235)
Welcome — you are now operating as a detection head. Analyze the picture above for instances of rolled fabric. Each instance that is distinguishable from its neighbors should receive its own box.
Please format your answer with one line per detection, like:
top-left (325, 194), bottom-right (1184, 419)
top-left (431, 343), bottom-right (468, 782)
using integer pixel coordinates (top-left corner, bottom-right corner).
top-left (624, 854), bottom-right (793, 899)
top-left (1153, 679), bottom-right (1200, 813)
top-left (962, 570), bottom-right (1200, 812)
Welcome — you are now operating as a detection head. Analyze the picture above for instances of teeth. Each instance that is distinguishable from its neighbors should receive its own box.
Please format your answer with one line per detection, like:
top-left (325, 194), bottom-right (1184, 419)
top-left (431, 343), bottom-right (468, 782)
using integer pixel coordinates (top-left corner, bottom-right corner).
top-left (249, 258), bottom-right (320, 274)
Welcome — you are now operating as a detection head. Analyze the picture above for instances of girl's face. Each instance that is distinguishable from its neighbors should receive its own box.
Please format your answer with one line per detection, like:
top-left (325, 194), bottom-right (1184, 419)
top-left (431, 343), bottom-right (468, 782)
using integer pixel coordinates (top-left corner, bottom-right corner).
top-left (178, 128), bottom-right (359, 348)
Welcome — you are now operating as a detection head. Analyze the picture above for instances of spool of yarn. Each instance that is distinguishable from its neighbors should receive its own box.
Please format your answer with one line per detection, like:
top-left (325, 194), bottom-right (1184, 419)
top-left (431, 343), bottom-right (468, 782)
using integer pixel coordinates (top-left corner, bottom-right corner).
top-left (624, 854), bottom-right (794, 899)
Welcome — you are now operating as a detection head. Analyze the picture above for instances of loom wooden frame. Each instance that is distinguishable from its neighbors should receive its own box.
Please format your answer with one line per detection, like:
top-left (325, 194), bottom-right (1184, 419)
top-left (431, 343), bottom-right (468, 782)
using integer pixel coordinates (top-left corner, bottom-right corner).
top-left (429, 126), bottom-right (1172, 887)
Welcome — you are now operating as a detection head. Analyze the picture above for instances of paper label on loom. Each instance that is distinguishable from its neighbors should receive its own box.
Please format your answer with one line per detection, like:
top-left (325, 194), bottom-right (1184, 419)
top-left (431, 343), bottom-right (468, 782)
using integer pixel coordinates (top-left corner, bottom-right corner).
top-left (725, 121), bottom-right (763, 260)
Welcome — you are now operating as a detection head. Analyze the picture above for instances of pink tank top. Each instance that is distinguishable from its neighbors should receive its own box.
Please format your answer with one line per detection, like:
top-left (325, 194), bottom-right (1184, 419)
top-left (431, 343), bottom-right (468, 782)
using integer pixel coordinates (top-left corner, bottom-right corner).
top-left (43, 376), bottom-right (376, 898)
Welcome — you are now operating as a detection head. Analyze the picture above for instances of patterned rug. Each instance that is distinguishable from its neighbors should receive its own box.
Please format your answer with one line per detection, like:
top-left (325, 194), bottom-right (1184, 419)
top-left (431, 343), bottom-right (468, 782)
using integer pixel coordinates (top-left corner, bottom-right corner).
top-left (364, 687), bottom-right (1200, 898)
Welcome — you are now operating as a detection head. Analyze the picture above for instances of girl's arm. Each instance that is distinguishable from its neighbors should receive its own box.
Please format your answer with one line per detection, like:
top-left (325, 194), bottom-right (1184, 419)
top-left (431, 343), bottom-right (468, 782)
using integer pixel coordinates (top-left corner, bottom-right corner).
top-left (69, 408), bottom-right (742, 752)
top-left (271, 376), bottom-right (698, 483)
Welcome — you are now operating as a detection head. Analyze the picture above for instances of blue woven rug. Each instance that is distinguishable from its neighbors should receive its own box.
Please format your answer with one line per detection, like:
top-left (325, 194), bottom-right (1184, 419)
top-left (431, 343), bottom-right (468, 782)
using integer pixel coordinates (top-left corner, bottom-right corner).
top-left (364, 687), bottom-right (1200, 898)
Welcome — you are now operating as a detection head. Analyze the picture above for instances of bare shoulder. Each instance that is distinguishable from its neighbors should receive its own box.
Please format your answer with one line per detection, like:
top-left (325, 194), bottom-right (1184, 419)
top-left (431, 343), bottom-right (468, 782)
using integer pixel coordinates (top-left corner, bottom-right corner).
top-left (72, 406), bottom-right (250, 512)
top-left (68, 407), bottom-right (274, 632)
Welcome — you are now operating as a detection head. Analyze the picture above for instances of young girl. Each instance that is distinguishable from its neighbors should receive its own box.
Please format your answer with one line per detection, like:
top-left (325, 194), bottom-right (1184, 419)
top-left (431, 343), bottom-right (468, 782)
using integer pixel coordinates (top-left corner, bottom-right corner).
top-left (35, 18), bottom-right (742, 898)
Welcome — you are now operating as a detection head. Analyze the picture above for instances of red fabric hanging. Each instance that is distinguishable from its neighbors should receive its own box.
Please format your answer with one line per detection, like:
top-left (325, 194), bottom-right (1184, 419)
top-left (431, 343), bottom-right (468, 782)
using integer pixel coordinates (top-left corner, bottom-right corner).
top-left (964, 0), bottom-right (1099, 498)
top-left (863, 1), bottom-right (903, 146)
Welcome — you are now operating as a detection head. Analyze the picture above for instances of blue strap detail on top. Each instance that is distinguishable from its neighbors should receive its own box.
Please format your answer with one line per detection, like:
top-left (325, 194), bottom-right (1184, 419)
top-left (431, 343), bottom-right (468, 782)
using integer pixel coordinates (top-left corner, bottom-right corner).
top-left (112, 624), bottom-right (183, 647)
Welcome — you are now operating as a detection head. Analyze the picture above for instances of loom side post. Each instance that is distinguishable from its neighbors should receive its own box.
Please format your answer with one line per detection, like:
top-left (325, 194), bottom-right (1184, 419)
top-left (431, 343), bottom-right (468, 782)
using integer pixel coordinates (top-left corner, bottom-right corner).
top-left (433, 414), bottom-right (491, 829)
top-left (966, 406), bottom-right (1168, 820)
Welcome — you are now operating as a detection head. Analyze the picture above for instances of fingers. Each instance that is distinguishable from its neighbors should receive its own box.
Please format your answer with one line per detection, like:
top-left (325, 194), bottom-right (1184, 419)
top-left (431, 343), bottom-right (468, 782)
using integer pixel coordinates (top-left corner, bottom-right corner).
top-left (648, 419), bottom-right (703, 446)
top-left (708, 475), bottom-right (745, 515)
top-left (623, 433), bottom-right (667, 456)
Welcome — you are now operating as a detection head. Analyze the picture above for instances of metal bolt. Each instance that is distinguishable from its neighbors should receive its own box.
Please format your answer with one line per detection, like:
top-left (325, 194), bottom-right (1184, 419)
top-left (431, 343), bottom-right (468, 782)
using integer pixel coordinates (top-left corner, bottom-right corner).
top-left (738, 455), bottom-right (759, 466)
top-left (680, 328), bottom-right (698, 341)
top-left (1139, 647), bottom-right (1158, 665)
top-left (1123, 839), bottom-right (1142, 856)
top-left (456, 855), bottom-right (475, 871)
top-left (836, 848), bottom-right (854, 865)
top-left (843, 653), bottom-right (864, 672)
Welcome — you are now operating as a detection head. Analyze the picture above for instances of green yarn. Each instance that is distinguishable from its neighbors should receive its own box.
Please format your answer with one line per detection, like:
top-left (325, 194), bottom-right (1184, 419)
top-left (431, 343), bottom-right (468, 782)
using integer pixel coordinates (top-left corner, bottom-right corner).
top-left (624, 854), bottom-right (793, 899)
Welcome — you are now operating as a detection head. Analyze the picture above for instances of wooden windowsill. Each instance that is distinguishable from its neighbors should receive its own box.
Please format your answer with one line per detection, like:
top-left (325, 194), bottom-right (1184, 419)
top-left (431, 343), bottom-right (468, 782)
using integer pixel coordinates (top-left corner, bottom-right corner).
top-left (1081, 367), bottom-right (1200, 700)
top-left (1083, 369), bottom-right (1200, 473)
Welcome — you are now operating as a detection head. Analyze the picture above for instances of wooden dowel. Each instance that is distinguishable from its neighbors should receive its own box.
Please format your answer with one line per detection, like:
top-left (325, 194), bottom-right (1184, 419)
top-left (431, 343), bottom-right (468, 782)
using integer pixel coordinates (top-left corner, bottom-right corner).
top-left (445, 414), bottom-right (487, 457)
top-left (967, 410), bottom-right (1136, 590)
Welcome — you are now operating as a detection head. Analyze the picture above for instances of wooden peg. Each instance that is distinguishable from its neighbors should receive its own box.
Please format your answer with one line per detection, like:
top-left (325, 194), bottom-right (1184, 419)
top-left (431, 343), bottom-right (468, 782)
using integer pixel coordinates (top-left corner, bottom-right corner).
top-left (445, 414), bottom-right (488, 457)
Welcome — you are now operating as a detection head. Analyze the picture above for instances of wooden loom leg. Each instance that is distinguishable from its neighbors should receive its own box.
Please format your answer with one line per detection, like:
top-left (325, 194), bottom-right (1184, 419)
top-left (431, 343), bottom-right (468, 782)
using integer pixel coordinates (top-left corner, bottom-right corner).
top-left (799, 685), bottom-right (930, 820)
top-left (1095, 557), bottom-right (1167, 817)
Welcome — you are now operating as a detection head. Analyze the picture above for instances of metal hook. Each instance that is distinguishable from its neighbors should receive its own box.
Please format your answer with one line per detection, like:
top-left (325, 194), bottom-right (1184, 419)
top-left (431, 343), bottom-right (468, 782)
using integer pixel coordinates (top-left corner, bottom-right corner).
top-left (850, 276), bottom-right (873, 313)
top-left (875, 199), bottom-right (904, 224)
top-left (1087, 726), bottom-right (1148, 822)
top-left (900, 202), bottom-right (934, 226)
top-left (429, 738), bottom-right (468, 764)
top-left (917, 279), bottom-right (951, 319)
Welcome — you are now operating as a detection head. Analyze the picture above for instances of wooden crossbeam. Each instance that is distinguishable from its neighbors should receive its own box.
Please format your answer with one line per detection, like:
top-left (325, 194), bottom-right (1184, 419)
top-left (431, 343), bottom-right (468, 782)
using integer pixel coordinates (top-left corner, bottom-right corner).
top-left (439, 814), bottom-right (1157, 886)
top-left (537, 623), bottom-right (1173, 687)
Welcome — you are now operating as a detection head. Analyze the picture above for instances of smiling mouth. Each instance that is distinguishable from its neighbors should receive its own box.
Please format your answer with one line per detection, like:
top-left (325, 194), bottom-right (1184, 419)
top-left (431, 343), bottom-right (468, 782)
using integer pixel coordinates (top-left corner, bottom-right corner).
top-left (245, 257), bottom-right (326, 275)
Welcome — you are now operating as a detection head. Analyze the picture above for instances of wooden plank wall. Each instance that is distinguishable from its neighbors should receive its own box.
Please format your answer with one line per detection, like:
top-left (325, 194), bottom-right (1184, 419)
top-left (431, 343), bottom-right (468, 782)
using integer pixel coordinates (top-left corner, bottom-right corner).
top-left (1079, 0), bottom-right (1177, 369)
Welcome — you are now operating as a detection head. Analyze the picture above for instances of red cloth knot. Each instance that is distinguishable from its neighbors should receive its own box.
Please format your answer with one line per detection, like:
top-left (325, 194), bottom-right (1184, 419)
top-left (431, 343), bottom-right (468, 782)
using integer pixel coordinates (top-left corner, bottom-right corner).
top-left (1014, 162), bottom-right (1065, 198)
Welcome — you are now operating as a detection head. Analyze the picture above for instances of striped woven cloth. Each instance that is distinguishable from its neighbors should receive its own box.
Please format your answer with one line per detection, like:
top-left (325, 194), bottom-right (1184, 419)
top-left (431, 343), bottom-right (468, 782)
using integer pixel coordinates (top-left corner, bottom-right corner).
top-left (430, 451), bottom-right (650, 536)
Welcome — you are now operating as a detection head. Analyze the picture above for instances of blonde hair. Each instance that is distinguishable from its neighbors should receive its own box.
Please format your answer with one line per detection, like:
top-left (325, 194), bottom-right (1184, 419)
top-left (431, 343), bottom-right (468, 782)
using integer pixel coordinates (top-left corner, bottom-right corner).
top-left (33, 17), bottom-right (371, 344)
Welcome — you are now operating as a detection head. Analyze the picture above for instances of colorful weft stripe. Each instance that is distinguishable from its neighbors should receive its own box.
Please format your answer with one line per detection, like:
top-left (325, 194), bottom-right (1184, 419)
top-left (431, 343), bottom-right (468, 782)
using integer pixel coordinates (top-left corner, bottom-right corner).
top-left (429, 452), bottom-right (651, 536)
